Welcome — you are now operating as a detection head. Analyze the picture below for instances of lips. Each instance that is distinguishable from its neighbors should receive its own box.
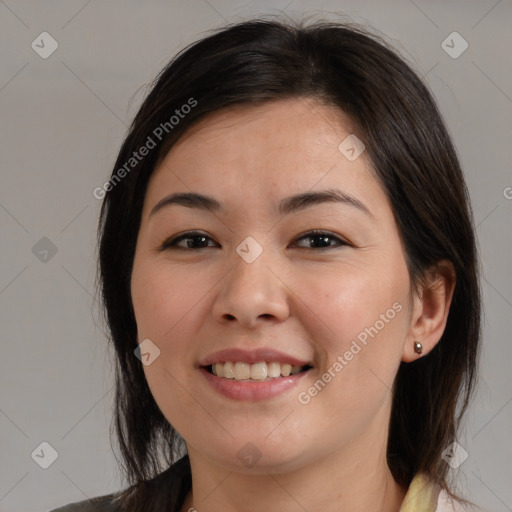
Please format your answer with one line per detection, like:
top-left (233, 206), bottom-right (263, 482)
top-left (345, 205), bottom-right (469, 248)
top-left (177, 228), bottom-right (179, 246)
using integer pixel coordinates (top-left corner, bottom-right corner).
top-left (198, 347), bottom-right (314, 401)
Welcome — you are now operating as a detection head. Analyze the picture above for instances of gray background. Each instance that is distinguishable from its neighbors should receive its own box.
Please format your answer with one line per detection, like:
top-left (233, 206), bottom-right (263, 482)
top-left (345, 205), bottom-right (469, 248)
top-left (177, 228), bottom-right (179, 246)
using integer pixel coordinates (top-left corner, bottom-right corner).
top-left (0, 1), bottom-right (511, 511)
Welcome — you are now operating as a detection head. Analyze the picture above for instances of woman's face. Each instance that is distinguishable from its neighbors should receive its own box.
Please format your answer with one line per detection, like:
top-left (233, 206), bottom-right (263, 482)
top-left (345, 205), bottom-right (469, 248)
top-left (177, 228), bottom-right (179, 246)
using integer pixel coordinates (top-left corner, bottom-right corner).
top-left (131, 97), bottom-right (416, 472)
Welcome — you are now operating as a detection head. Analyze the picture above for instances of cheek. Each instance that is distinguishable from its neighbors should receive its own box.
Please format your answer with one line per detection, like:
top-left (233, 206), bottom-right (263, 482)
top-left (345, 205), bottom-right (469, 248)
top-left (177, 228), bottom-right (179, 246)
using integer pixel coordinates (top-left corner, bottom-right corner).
top-left (291, 255), bottom-right (410, 385)
top-left (131, 260), bottom-right (216, 427)
top-left (289, 264), bottom-right (409, 436)
top-left (131, 259), bottom-right (210, 342)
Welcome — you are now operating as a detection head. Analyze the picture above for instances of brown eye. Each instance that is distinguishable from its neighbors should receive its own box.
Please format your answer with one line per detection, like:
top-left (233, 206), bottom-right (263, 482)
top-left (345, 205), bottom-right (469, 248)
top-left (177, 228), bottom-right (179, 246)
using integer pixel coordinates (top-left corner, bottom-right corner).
top-left (291, 230), bottom-right (349, 249)
top-left (161, 231), bottom-right (219, 250)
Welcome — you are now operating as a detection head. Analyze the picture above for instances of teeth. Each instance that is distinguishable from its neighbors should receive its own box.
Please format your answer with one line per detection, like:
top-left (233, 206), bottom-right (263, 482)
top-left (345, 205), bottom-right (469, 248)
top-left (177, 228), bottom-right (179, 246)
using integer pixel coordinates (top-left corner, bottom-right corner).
top-left (281, 363), bottom-right (292, 377)
top-left (214, 363), bottom-right (224, 378)
top-left (223, 361), bottom-right (234, 379)
top-left (267, 361), bottom-right (281, 378)
top-left (211, 361), bottom-right (306, 380)
top-left (234, 362), bottom-right (250, 380)
top-left (250, 362), bottom-right (267, 380)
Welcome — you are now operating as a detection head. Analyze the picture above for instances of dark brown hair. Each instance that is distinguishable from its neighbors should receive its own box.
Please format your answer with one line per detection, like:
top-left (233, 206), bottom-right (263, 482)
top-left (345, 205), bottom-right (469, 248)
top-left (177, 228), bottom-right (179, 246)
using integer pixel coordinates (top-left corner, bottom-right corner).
top-left (96, 16), bottom-right (481, 510)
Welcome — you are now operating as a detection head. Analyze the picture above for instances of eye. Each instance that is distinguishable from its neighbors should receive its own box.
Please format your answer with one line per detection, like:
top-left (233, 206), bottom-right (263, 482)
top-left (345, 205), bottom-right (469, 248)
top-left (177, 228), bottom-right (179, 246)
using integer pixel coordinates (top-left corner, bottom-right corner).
top-left (291, 230), bottom-right (349, 249)
top-left (160, 230), bottom-right (219, 250)
top-left (159, 229), bottom-right (349, 251)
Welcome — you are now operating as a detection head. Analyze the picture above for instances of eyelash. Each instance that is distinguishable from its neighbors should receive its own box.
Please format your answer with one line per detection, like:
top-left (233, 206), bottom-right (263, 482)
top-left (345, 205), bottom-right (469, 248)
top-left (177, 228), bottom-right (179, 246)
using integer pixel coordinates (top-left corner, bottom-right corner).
top-left (159, 229), bottom-right (350, 251)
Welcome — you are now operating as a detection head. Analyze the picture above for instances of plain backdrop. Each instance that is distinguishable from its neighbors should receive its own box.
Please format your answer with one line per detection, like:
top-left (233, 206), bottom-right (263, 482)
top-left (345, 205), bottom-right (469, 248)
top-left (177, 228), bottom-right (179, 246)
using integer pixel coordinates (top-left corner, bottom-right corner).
top-left (0, 1), bottom-right (511, 511)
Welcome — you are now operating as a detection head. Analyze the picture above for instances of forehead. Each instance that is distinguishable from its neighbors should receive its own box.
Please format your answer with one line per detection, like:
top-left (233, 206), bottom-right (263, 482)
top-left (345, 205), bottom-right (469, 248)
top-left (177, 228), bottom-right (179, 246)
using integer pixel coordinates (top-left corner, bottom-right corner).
top-left (143, 97), bottom-right (382, 214)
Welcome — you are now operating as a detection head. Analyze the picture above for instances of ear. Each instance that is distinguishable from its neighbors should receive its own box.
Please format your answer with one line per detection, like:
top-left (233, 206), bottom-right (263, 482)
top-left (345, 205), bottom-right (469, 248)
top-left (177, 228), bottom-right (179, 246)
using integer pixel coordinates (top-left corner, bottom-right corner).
top-left (402, 260), bottom-right (456, 362)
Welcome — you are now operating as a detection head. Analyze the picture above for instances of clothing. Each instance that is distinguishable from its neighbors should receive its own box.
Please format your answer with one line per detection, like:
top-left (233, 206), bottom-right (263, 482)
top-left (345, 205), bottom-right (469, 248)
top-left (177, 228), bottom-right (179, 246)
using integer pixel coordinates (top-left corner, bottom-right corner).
top-left (398, 472), bottom-right (468, 512)
top-left (49, 456), bottom-right (466, 512)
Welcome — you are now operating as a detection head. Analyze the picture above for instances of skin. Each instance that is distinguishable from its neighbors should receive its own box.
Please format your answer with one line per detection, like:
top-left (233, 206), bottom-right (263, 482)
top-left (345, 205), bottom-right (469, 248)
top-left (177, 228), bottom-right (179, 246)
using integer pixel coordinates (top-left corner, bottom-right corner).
top-left (130, 97), bottom-right (455, 512)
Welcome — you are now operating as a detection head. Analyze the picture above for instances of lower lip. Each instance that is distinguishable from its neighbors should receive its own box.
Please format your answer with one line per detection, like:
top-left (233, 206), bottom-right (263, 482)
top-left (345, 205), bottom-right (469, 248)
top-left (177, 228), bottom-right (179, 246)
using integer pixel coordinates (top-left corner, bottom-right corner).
top-left (199, 367), bottom-right (310, 401)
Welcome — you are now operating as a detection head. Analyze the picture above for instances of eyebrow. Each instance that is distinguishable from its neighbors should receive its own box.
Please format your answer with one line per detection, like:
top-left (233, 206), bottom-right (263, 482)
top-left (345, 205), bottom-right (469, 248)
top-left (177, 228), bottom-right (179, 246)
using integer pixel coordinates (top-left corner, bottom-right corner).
top-left (149, 189), bottom-right (373, 219)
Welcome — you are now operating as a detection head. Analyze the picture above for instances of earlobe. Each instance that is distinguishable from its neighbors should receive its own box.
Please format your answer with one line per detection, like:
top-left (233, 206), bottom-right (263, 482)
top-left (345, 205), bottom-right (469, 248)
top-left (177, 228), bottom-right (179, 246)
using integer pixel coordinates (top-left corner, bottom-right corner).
top-left (402, 260), bottom-right (456, 363)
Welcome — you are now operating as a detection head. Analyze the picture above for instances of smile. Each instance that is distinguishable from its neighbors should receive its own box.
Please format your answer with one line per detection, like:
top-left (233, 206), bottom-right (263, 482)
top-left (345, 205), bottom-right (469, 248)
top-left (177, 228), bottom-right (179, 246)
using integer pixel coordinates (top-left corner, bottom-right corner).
top-left (198, 347), bottom-right (314, 400)
top-left (208, 361), bottom-right (311, 381)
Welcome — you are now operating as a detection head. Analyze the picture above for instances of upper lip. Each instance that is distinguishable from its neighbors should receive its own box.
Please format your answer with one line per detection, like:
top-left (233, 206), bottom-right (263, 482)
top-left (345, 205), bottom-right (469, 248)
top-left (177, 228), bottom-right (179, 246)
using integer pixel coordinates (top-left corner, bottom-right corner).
top-left (199, 348), bottom-right (312, 367)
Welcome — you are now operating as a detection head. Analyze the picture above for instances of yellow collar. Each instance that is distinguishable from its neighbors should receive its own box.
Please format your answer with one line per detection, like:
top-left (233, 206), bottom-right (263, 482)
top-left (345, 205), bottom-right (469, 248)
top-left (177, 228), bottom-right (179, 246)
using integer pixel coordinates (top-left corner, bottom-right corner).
top-left (399, 473), bottom-right (442, 512)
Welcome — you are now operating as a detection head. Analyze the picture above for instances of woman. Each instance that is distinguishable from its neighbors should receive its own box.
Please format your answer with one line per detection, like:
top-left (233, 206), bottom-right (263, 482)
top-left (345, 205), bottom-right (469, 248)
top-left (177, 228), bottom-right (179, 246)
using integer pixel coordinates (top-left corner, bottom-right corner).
top-left (52, 17), bottom-right (481, 512)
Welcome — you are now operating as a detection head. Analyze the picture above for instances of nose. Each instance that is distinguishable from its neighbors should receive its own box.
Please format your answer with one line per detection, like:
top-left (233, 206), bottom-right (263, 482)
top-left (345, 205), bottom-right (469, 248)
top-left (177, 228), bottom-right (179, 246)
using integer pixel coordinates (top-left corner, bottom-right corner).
top-left (211, 249), bottom-right (290, 329)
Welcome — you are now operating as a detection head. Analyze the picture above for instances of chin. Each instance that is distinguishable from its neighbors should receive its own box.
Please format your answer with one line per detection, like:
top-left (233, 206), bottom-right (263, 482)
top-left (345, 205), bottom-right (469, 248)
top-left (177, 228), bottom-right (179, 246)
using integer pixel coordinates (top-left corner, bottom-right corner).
top-left (188, 432), bottom-right (316, 475)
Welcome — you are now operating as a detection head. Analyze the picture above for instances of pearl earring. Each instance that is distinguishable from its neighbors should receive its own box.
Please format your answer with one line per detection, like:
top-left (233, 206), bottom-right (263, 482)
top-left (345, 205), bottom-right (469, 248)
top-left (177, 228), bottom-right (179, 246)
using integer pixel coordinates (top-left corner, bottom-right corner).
top-left (414, 341), bottom-right (423, 354)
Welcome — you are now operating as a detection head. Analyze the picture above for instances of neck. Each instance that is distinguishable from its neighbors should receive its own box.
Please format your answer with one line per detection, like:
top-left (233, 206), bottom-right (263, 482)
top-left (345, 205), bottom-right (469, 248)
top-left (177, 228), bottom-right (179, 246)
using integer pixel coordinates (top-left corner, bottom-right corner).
top-left (183, 459), bottom-right (405, 512)
top-left (179, 407), bottom-right (407, 512)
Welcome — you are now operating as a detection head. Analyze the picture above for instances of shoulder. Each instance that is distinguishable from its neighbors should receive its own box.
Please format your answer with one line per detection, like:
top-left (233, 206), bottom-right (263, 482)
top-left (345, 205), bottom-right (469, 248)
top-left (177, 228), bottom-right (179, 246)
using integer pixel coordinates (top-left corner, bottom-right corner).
top-left (48, 455), bottom-right (191, 512)
top-left (401, 473), bottom-right (480, 512)
top-left (48, 493), bottom-right (120, 512)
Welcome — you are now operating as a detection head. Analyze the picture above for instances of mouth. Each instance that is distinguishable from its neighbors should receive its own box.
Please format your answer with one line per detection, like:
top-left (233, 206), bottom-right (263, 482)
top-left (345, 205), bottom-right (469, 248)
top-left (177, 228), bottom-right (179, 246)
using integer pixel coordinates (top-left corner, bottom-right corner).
top-left (198, 347), bottom-right (314, 401)
top-left (203, 361), bottom-right (313, 381)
